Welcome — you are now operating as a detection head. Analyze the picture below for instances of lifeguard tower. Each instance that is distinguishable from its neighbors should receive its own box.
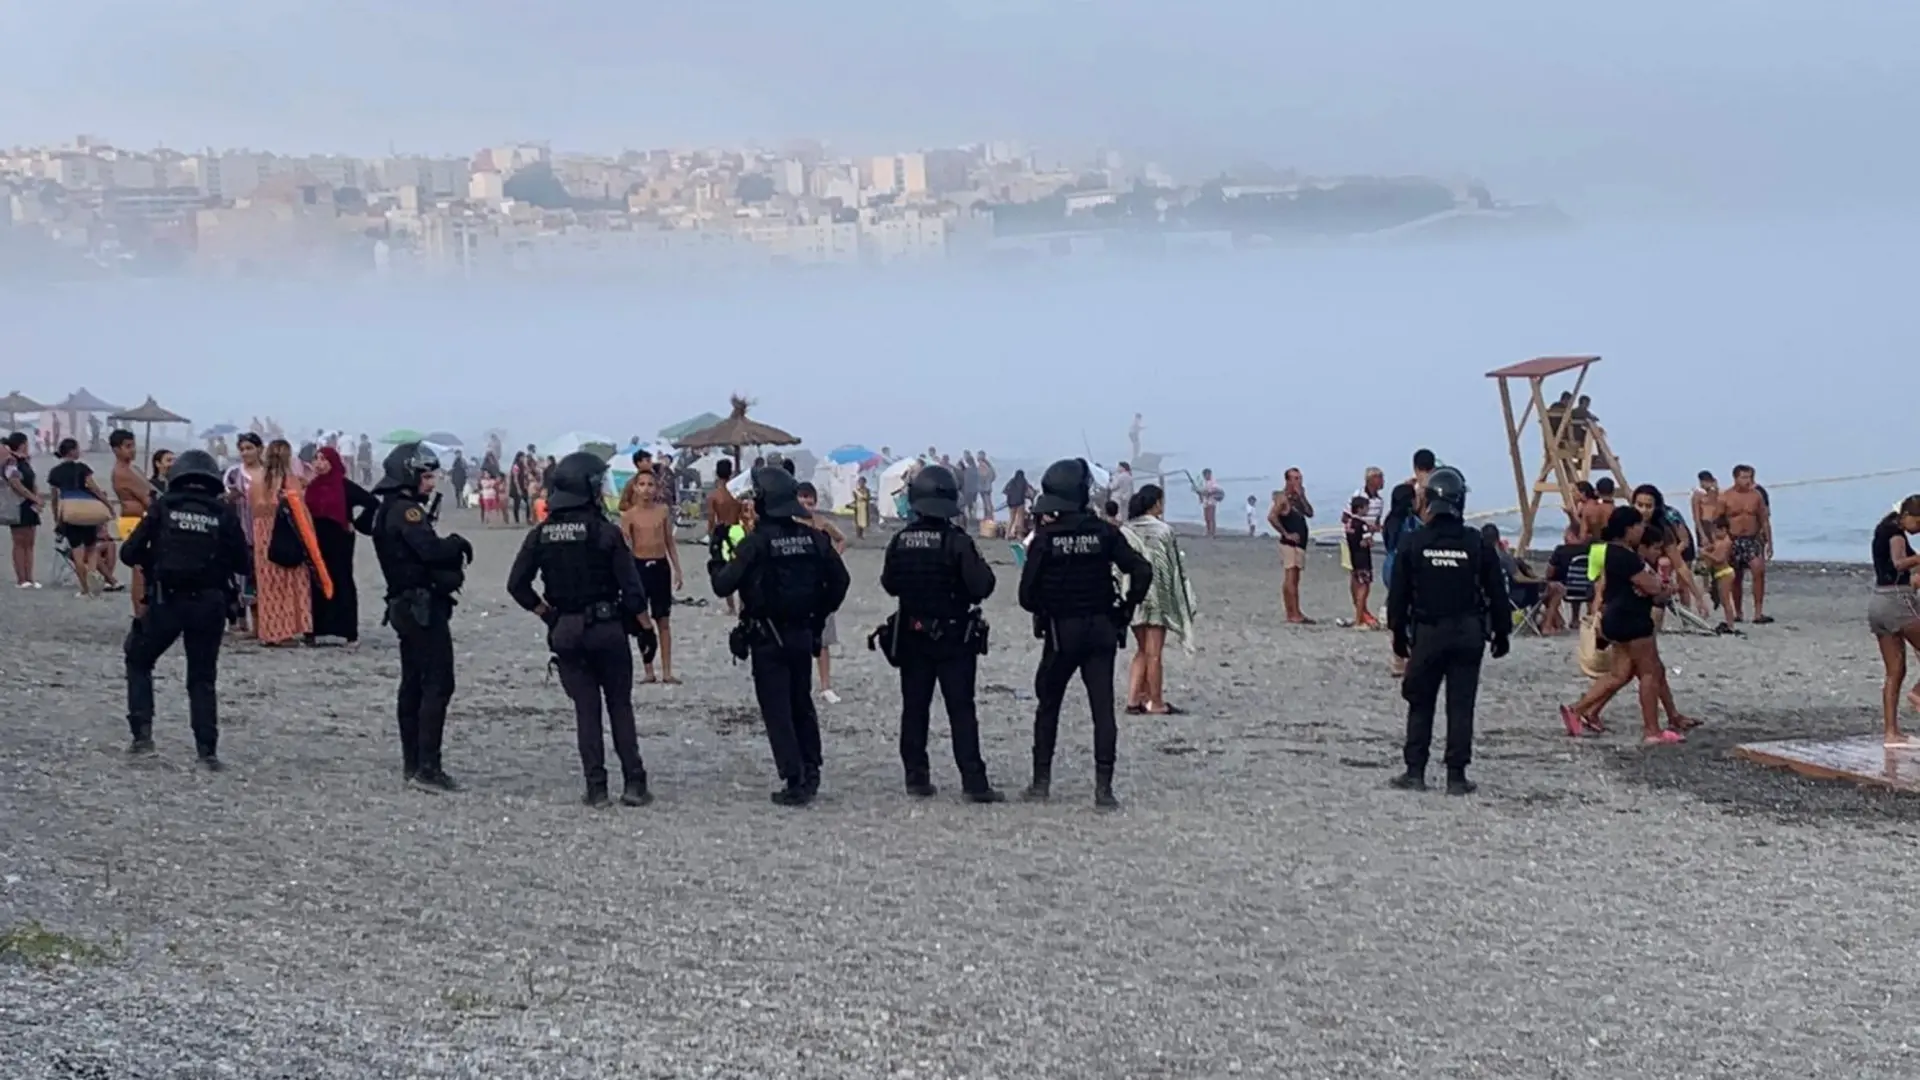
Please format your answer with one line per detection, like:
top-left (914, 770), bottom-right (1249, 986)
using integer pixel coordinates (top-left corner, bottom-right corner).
top-left (1486, 355), bottom-right (1628, 552)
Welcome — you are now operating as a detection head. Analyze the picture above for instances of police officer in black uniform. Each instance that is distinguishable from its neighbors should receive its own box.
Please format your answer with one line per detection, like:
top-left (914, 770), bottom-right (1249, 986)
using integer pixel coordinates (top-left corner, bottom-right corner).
top-left (879, 464), bottom-right (1003, 803)
top-left (121, 449), bottom-right (252, 770)
top-left (371, 441), bottom-right (473, 792)
top-left (1385, 465), bottom-right (1510, 795)
top-left (1017, 458), bottom-right (1152, 810)
top-left (506, 451), bottom-right (656, 808)
top-left (711, 467), bottom-right (851, 806)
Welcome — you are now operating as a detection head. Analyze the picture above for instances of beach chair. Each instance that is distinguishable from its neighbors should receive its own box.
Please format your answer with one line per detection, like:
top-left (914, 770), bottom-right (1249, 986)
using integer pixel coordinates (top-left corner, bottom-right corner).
top-left (48, 531), bottom-right (78, 590)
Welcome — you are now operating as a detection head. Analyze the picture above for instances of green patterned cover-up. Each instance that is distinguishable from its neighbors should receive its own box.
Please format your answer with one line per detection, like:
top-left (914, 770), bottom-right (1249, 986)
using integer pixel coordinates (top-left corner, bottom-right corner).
top-left (1119, 515), bottom-right (1198, 654)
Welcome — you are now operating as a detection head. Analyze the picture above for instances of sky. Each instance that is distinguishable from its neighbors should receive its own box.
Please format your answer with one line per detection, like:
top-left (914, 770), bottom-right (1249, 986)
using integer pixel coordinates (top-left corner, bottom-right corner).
top-left (3, 1), bottom-right (1917, 211)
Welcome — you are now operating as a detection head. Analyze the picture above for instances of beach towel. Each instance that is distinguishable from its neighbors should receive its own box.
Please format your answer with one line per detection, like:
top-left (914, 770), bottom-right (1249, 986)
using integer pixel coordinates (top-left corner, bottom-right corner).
top-left (1120, 515), bottom-right (1198, 654)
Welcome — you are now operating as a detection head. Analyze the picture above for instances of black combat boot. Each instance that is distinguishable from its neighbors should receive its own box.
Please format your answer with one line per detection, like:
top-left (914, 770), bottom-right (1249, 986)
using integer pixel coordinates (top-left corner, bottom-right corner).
top-left (583, 780), bottom-right (611, 808)
top-left (1390, 771), bottom-right (1427, 792)
top-left (402, 752), bottom-right (420, 784)
top-left (411, 765), bottom-right (461, 793)
top-left (196, 746), bottom-right (225, 773)
top-left (1094, 772), bottom-right (1119, 811)
top-left (1022, 766), bottom-right (1052, 802)
top-left (127, 725), bottom-right (155, 757)
top-left (905, 775), bottom-right (938, 799)
top-left (801, 764), bottom-right (821, 797)
top-left (621, 776), bottom-right (653, 807)
top-left (771, 778), bottom-right (814, 807)
top-left (1446, 769), bottom-right (1477, 797)
top-left (964, 784), bottom-right (1006, 805)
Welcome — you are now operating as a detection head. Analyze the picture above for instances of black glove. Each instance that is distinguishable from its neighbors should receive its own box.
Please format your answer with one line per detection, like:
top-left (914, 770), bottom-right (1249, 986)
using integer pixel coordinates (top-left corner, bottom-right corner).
top-left (450, 534), bottom-right (474, 566)
top-left (1391, 632), bottom-right (1410, 659)
top-left (1490, 635), bottom-right (1510, 660)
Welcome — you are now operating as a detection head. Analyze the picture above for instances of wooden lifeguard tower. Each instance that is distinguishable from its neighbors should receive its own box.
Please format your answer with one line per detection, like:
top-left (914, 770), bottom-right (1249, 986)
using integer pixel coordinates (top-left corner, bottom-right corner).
top-left (1487, 355), bottom-right (1628, 551)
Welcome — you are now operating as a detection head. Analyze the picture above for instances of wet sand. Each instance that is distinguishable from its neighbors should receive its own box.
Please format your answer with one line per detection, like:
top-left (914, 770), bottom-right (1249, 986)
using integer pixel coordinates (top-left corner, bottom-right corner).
top-left (4, 514), bottom-right (1919, 1078)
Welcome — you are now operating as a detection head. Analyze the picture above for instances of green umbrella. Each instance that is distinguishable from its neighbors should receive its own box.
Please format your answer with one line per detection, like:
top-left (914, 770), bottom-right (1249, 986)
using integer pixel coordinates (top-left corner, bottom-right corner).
top-left (381, 428), bottom-right (425, 444)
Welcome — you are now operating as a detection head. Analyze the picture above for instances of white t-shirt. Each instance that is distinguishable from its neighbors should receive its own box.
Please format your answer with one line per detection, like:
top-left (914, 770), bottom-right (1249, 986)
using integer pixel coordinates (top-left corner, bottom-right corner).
top-left (1353, 488), bottom-right (1384, 530)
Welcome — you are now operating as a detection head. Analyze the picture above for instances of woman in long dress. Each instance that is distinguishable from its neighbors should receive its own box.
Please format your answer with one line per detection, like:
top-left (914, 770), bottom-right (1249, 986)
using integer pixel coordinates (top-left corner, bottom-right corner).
top-left (305, 446), bottom-right (377, 645)
top-left (251, 439), bottom-right (312, 646)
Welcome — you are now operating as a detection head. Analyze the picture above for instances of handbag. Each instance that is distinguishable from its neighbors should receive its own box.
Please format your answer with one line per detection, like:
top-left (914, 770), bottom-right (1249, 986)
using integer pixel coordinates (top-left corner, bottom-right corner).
top-left (267, 497), bottom-right (308, 568)
top-left (1576, 613), bottom-right (1611, 679)
top-left (56, 495), bottom-right (111, 528)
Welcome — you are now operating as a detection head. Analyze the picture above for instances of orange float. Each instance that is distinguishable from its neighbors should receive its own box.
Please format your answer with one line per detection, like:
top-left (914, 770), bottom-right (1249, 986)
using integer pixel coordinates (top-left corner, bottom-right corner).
top-left (284, 489), bottom-right (334, 600)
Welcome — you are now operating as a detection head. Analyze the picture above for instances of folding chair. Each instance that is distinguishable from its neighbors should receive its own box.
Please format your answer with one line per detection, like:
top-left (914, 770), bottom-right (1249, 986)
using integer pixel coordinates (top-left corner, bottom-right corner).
top-left (47, 531), bottom-right (77, 590)
top-left (1512, 590), bottom-right (1552, 637)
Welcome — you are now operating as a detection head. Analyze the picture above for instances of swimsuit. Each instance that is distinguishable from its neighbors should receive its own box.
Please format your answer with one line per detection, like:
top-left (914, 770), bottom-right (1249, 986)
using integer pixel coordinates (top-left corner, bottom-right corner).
top-left (634, 557), bottom-right (675, 619)
top-left (1730, 534), bottom-right (1764, 566)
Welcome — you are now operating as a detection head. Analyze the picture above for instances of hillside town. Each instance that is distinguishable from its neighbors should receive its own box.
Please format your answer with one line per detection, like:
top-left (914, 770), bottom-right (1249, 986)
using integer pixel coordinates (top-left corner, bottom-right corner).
top-left (0, 135), bottom-right (1562, 280)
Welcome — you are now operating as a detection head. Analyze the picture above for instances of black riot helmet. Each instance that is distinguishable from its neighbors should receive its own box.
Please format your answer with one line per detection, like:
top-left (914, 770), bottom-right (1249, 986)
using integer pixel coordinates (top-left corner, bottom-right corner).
top-left (907, 464), bottom-right (963, 520)
top-left (373, 440), bottom-right (440, 495)
top-left (1424, 465), bottom-right (1468, 519)
top-left (751, 466), bottom-right (805, 520)
top-left (166, 448), bottom-right (224, 495)
top-left (1031, 458), bottom-right (1092, 516)
top-left (546, 451), bottom-right (609, 512)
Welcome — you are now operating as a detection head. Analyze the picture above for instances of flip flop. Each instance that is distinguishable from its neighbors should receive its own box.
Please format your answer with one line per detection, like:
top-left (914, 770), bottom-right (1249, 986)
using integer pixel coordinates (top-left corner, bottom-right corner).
top-left (1643, 730), bottom-right (1686, 745)
top-left (1148, 704), bottom-right (1187, 716)
top-left (1580, 713), bottom-right (1608, 735)
top-left (661, 676), bottom-right (683, 685)
top-left (1753, 616), bottom-right (1775, 625)
top-left (640, 675), bottom-right (659, 684)
top-left (1124, 704), bottom-right (1146, 715)
top-left (1670, 715), bottom-right (1704, 732)
top-left (1559, 705), bottom-right (1584, 737)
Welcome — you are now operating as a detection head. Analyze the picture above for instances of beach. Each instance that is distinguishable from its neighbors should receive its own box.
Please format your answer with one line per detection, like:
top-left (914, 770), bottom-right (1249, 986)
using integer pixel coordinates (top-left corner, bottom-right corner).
top-left (4, 514), bottom-right (1919, 1078)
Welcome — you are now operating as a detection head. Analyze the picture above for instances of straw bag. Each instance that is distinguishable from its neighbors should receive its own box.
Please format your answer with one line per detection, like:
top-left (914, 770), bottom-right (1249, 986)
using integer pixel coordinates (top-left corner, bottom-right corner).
top-left (56, 496), bottom-right (110, 528)
top-left (1576, 613), bottom-right (1611, 678)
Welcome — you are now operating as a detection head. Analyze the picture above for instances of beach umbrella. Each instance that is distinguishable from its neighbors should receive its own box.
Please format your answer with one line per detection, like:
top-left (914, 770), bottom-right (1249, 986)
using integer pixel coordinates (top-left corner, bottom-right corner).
top-left (825, 444), bottom-right (882, 467)
top-left (657, 411), bottom-right (724, 443)
top-left (108, 396), bottom-right (192, 462)
top-left (424, 430), bottom-right (463, 448)
top-left (381, 428), bottom-right (425, 444)
top-left (54, 387), bottom-right (122, 414)
top-left (671, 395), bottom-right (800, 464)
top-left (1, 390), bottom-right (45, 429)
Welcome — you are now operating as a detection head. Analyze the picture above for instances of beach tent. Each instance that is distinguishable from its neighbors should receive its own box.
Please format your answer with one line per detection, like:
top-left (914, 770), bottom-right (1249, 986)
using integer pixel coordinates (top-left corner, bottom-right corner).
top-left (811, 460), bottom-right (861, 512)
top-left (876, 457), bottom-right (924, 520)
top-left (541, 431), bottom-right (617, 462)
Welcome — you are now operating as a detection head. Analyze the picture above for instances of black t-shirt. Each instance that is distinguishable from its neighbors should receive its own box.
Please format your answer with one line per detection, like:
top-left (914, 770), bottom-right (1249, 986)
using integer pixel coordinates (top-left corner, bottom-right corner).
top-left (1600, 544), bottom-right (1654, 628)
top-left (1276, 509), bottom-right (1309, 548)
top-left (1384, 481), bottom-right (1417, 541)
top-left (47, 460), bottom-right (93, 495)
top-left (1873, 518), bottom-right (1910, 587)
top-left (1344, 515), bottom-right (1372, 570)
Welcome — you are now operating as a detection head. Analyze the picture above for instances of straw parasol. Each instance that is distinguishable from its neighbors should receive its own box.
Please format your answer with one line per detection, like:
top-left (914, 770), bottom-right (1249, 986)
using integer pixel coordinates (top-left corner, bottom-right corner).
top-left (55, 387), bottom-right (122, 414)
top-left (108, 396), bottom-right (192, 461)
top-left (1, 390), bottom-right (45, 429)
top-left (670, 395), bottom-right (800, 465)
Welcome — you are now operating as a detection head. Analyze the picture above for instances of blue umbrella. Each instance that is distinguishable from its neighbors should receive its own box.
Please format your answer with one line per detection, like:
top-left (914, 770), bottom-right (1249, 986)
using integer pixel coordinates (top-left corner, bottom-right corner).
top-left (825, 444), bottom-right (880, 466)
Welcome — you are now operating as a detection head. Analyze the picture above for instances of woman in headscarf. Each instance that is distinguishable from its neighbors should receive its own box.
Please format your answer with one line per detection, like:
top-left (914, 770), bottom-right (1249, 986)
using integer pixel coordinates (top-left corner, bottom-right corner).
top-left (305, 446), bottom-right (377, 645)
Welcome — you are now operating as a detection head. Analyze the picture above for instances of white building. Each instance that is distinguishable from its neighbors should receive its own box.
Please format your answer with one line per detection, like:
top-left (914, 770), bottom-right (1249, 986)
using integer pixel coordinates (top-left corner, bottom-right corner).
top-left (861, 211), bottom-right (946, 263)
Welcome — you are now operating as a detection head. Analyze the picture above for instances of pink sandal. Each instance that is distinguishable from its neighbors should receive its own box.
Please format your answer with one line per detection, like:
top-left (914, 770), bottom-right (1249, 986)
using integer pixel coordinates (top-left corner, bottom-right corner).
top-left (1642, 730), bottom-right (1685, 745)
top-left (1559, 706), bottom-right (1585, 738)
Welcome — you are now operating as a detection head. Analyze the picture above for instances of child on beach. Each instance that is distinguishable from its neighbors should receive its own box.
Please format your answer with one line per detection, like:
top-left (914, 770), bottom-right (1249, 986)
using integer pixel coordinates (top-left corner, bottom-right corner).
top-left (1245, 494), bottom-right (1259, 536)
top-left (852, 476), bottom-right (872, 539)
top-left (797, 482), bottom-right (846, 705)
top-left (1343, 495), bottom-right (1379, 629)
top-left (478, 474), bottom-right (501, 525)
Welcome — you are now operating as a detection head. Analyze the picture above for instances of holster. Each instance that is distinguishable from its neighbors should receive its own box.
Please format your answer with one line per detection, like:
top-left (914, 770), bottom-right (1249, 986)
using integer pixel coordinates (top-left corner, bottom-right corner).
top-left (727, 619), bottom-right (754, 662)
top-left (963, 608), bottom-right (990, 656)
top-left (867, 614), bottom-right (901, 668)
top-left (385, 587), bottom-right (435, 631)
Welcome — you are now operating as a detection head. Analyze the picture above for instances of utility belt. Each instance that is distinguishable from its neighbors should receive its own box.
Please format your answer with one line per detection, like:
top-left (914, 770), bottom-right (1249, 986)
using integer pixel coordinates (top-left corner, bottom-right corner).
top-left (552, 600), bottom-right (621, 624)
top-left (728, 615), bottom-right (806, 662)
top-left (383, 586), bottom-right (445, 631)
top-left (149, 578), bottom-right (223, 606)
top-left (1030, 607), bottom-right (1132, 649)
top-left (868, 609), bottom-right (989, 667)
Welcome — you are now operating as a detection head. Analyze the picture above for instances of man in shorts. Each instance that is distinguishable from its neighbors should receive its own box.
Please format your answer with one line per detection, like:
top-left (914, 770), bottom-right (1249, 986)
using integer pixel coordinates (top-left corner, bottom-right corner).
top-left (1722, 464), bottom-right (1772, 624)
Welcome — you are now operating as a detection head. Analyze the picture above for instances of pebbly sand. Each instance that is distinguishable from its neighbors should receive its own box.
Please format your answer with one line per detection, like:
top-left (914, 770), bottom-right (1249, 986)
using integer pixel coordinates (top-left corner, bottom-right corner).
top-left (4, 514), bottom-right (1920, 1078)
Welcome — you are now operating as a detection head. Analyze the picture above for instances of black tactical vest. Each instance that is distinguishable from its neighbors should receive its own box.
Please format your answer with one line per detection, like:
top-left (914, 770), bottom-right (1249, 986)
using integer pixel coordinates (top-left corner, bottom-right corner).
top-left (151, 492), bottom-right (226, 590)
top-left (1029, 513), bottom-right (1119, 617)
top-left (752, 520), bottom-right (825, 622)
top-left (533, 513), bottom-right (617, 613)
top-left (886, 522), bottom-right (967, 619)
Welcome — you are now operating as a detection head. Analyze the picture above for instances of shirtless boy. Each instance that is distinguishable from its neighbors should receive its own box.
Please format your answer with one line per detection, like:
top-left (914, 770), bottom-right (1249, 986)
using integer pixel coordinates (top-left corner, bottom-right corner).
top-left (1577, 479), bottom-right (1615, 543)
top-left (705, 459), bottom-right (743, 615)
top-left (1722, 464), bottom-right (1773, 624)
top-left (621, 471), bottom-right (683, 684)
top-left (110, 430), bottom-right (155, 616)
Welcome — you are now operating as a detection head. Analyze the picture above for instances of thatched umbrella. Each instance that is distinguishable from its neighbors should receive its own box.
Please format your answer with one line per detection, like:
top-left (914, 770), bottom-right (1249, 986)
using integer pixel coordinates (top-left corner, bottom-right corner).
top-left (1, 390), bottom-right (45, 430)
top-left (52, 388), bottom-right (124, 451)
top-left (670, 395), bottom-right (800, 467)
top-left (108, 396), bottom-right (192, 462)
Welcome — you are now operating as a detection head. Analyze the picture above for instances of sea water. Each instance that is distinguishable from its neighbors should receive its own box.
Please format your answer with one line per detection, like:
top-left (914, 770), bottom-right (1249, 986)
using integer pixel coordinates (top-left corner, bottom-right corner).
top-left (4, 214), bottom-right (1912, 563)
